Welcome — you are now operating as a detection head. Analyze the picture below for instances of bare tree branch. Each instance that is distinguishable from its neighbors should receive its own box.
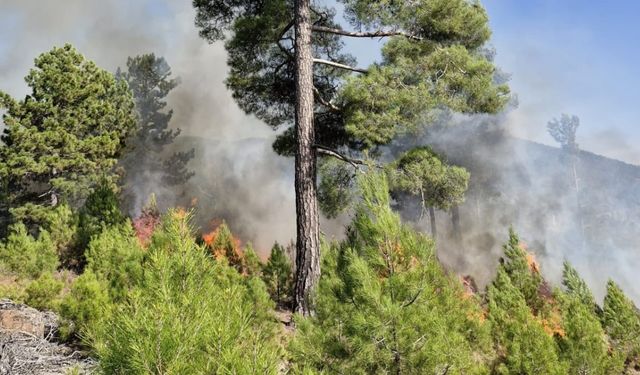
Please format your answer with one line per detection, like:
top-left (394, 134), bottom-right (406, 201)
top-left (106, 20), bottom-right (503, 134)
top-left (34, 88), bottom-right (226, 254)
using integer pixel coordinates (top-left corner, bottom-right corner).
top-left (312, 25), bottom-right (423, 41)
top-left (314, 144), bottom-right (366, 171)
top-left (313, 86), bottom-right (340, 112)
top-left (313, 58), bottom-right (368, 74)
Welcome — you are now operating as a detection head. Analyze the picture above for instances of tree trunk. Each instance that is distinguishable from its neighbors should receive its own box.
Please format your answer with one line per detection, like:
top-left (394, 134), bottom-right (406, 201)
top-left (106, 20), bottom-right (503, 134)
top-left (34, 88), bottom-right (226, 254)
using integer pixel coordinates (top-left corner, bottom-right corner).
top-left (429, 206), bottom-right (437, 240)
top-left (293, 0), bottom-right (320, 316)
top-left (451, 205), bottom-right (461, 242)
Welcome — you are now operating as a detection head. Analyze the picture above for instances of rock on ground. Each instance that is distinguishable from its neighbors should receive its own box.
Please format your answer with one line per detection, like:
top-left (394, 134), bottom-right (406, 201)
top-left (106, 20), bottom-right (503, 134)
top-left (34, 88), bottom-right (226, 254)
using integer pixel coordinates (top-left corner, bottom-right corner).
top-left (0, 299), bottom-right (96, 374)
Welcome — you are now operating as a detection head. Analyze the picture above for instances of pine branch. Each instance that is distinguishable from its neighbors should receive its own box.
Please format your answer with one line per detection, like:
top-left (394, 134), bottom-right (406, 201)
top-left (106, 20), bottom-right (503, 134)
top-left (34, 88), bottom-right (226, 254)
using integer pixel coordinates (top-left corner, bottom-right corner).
top-left (312, 25), bottom-right (423, 41)
top-left (313, 58), bottom-right (368, 74)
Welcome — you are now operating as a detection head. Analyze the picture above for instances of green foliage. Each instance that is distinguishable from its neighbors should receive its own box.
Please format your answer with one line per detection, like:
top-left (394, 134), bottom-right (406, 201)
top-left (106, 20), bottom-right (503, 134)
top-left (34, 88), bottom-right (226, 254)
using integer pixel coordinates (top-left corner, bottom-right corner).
top-left (0, 44), bottom-right (136, 223)
top-left (388, 146), bottom-right (469, 211)
top-left (193, 0), bottom-right (508, 212)
top-left (318, 158), bottom-right (355, 218)
top-left (84, 222), bottom-right (144, 302)
top-left (487, 268), bottom-right (566, 374)
top-left (24, 272), bottom-right (64, 311)
top-left (243, 242), bottom-right (263, 277)
top-left (91, 210), bottom-right (281, 374)
top-left (602, 280), bottom-right (640, 360)
top-left (78, 183), bottom-right (125, 248)
top-left (556, 292), bottom-right (624, 375)
top-left (263, 242), bottom-right (293, 308)
top-left (291, 172), bottom-right (489, 374)
top-left (500, 228), bottom-right (544, 312)
top-left (59, 269), bottom-right (112, 341)
top-left (340, 0), bottom-right (491, 50)
top-left (0, 223), bottom-right (58, 278)
top-left (562, 261), bottom-right (596, 309)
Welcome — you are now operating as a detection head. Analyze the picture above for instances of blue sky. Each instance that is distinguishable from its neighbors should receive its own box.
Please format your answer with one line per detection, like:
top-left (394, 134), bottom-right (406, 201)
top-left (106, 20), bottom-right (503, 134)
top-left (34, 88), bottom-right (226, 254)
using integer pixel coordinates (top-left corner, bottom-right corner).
top-left (482, 0), bottom-right (640, 163)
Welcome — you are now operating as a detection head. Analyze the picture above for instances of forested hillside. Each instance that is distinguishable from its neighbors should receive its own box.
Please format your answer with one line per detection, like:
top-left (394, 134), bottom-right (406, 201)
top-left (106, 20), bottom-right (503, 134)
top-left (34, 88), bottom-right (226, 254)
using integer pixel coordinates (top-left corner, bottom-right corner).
top-left (1, 0), bottom-right (640, 374)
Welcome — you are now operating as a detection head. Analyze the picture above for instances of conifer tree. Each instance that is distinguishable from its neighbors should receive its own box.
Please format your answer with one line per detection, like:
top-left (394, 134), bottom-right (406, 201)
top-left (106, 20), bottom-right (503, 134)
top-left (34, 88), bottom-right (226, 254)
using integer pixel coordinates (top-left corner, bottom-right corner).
top-left (602, 280), bottom-right (640, 365)
top-left (0, 45), bottom-right (137, 227)
top-left (91, 210), bottom-right (280, 374)
top-left (262, 242), bottom-right (293, 308)
top-left (387, 146), bottom-right (469, 239)
top-left (291, 172), bottom-right (490, 373)
top-left (556, 292), bottom-right (624, 374)
top-left (117, 54), bottom-right (194, 212)
top-left (487, 268), bottom-right (567, 374)
top-left (500, 228), bottom-right (544, 313)
top-left (206, 221), bottom-right (245, 271)
top-left (562, 261), bottom-right (597, 310)
top-left (192, 0), bottom-right (509, 314)
top-left (243, 242), bottom-right (263, 277)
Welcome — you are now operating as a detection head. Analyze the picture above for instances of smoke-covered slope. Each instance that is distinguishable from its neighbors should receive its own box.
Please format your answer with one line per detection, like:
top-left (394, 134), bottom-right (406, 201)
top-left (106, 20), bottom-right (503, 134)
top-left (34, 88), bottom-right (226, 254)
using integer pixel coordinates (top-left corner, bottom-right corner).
top-left (410, 122), bottom-right (640, 302)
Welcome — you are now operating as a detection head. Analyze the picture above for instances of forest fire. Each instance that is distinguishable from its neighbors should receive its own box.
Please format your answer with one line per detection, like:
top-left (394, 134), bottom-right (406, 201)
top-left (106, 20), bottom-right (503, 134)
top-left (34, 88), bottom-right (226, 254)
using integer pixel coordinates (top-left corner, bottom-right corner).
top-left (201, 219), bottom-right (246, 271)
top-left (132, 199), bottom-right (161, 247)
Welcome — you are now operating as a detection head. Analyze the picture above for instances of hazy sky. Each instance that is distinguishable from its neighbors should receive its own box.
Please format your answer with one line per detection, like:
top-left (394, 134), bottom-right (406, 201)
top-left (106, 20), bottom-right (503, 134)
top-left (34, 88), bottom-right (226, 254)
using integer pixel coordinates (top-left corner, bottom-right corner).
top-left (0, 0), bottom-right (638, 164)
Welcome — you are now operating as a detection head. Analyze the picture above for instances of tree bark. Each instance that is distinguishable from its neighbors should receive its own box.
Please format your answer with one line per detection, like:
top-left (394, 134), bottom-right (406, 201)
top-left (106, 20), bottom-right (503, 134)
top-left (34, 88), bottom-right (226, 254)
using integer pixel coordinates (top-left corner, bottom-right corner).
top-left (293, 0), bottom-right (320, 316)
top-left (451, 205), bottom-right (461, 242)
top-left (429, 206), bottom-right (437, 240)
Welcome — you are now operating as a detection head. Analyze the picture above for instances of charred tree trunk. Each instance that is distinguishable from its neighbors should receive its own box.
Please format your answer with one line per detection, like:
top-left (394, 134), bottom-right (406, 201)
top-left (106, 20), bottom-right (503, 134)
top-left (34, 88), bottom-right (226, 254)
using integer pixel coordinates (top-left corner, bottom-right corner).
top-left (293, 0), bottom-right (320, 316)
top-left (429, 206), bottom-right (437, 240)
top-left (451, 205), bottom-right (461, 242)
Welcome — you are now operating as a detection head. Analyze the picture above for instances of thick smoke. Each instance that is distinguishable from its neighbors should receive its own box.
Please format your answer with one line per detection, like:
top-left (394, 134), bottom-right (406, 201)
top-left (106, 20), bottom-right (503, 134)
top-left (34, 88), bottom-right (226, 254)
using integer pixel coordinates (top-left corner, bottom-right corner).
top-left (394, 111), bottom-right (640, 303)
top-left (1, 1), bottom-right (638, 300)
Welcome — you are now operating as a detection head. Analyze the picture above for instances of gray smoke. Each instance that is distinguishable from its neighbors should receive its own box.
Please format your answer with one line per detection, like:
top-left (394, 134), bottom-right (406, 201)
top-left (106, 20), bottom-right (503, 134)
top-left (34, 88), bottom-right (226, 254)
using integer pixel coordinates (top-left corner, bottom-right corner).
top-left (393, 111), bottom-right (640, 303)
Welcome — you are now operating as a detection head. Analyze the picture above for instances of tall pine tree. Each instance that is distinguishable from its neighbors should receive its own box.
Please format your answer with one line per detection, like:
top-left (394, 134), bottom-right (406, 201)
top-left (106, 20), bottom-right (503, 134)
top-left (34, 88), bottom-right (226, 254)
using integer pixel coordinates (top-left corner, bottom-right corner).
top-left (192, 0), bottom-right (509, 314)
top-left (0, 45), bottom-right (136, 229)
top-left (117, 54), bottom-right (194, 213)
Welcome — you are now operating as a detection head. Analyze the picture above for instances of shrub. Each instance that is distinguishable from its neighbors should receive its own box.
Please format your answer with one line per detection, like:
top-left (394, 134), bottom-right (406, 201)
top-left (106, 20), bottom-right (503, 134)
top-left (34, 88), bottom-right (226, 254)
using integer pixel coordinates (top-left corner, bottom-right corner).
top-left (84, 222), bottom-right (144, 301)
top-left (0, 222), bottom-right (58, 278)
top-left (11, 203), bottom-right (80, 267)
top-left (24, 272), bottom-right (64, 311)
top-left (78, 183), bottom-right (125, 248)
top-left (91, 210), bottom-right (281, 374)
top-left (59, 269), bottom-right (111, 341)
top-left (556, 292), bottom-right (624, 374)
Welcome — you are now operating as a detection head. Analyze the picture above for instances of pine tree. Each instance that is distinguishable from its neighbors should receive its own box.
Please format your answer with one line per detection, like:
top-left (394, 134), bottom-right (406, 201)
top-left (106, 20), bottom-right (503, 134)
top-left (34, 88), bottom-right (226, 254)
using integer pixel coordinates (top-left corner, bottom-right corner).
top-left (117, 54), bottom-right (194, 212)
top-left (0, 45), bottom-right (136, 227)
top-left (487, 268), bottom-right (567, 374)
top-left (262, 242), bottom-right (293, 308)
top-left (557, 292), bottom-right (624, 374)
top-left (387, 147), bottom-right (469, 239)
top-left (291, 172), bottom-right (490, 373)
top-left (562, 261), bottom-right (597, 309)
top-left (91, 210), bottom-right (281, 374)
top-left (243, 242), bottom-right (263, 277)
top-left (602, 280), bottom-right (640, 366)
top-left (205, 221), bottom-right (245, 271)
top-left (500, 228), bottom-right (544, 313)
top-left (192, 0), bottom-right (509, 314)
